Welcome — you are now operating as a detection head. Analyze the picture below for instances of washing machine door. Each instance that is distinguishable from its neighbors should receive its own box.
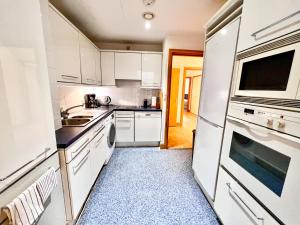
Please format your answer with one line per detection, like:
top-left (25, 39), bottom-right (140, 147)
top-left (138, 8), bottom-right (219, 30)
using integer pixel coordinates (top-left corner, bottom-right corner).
top-left (107, 122), bottom-right (116, 148)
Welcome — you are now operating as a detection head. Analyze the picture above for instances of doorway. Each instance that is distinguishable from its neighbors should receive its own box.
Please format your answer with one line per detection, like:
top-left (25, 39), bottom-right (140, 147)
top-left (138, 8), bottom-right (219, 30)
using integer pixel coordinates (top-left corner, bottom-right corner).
top-left (165, 49), bottom-right (203, 149)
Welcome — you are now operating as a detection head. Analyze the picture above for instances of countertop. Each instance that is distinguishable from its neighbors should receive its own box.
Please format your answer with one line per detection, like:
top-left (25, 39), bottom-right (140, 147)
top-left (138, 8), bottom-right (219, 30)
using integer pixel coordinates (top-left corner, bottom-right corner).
top-left (56, 105), bottom-right (162, 149)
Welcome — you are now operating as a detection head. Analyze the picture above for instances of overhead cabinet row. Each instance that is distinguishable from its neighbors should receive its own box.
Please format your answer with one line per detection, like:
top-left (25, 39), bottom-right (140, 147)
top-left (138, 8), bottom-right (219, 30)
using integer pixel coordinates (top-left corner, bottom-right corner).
top-left (48, 5), bottom-right (162, 87)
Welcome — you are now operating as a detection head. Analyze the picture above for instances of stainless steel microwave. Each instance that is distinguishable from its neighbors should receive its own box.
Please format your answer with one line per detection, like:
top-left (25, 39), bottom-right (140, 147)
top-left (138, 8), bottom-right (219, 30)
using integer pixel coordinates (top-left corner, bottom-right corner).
top-left (234, 41), bottom-right (300, 100)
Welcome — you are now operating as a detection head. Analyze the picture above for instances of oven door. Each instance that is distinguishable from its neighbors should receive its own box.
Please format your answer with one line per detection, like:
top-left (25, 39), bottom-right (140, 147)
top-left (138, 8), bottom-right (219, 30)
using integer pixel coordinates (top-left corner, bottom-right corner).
top-left (221, 116), bottom-right (300, 225)
top-left (234, 42), bottom-right (300, 100)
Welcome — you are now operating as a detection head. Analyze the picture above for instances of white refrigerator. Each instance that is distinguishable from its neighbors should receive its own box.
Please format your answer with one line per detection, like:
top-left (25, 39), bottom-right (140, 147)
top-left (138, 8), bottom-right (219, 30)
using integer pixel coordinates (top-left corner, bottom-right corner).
top-left (192, 18), bottom-right (240, 201)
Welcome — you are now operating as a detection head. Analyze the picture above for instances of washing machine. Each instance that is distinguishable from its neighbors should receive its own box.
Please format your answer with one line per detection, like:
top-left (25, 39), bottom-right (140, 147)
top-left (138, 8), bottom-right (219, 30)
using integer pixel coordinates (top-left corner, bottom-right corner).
top-left (104, 112), bottom-right (116, 164)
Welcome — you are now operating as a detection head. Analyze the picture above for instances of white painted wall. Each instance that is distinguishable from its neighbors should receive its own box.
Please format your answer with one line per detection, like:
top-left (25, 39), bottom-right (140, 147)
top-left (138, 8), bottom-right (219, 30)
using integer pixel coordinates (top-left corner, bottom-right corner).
top-left (161, 34), bottom-right (204, 144)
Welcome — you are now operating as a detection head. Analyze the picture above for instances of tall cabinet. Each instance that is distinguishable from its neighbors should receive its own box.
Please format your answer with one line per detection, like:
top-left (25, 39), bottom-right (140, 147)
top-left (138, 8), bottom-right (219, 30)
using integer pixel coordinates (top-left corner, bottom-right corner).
top-left (0, 0), bottom-right (57, 191)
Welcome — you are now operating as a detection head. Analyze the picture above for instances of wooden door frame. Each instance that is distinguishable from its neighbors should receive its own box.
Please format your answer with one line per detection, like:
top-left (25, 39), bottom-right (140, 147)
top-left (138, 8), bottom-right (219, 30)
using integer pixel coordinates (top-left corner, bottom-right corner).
top-left (163, 49), bottom-right (203, 149)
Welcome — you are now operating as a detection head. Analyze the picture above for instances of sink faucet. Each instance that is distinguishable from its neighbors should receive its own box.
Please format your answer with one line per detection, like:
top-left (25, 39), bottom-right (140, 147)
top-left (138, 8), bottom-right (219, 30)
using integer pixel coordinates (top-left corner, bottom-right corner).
top-left (61, 104), bottom-right (84, 119)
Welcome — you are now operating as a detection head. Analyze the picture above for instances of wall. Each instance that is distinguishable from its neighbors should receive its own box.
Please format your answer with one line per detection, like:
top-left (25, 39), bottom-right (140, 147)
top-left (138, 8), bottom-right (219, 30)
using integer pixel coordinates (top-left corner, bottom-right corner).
top-left (160, 35), bottom-right (204, 144)
top-left (58, 81), bottom-right (159, 113)
top-left (96, 42), bottom-right (162, 52)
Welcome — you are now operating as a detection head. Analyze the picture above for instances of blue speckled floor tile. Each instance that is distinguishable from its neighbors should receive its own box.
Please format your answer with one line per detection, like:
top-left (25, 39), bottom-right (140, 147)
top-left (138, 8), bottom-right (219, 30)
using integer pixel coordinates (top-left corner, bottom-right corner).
top-left (77, 148), bottom-right (219, 225)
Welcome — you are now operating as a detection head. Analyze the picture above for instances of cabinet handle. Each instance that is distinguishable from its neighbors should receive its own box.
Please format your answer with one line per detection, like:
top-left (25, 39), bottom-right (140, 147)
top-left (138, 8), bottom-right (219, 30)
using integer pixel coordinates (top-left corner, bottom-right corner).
top-left (61, 75), bottom-right (79, 79)
top-left (226, 183), bottom-right (264, 224)
top-left (145, 113), bottom-right (151, 116)
top-left (251, 10), bottom-right (300, 39)
top-left (95, 134), bottom-right (105, 147)
top-left (71, 138), bottom-right (90, 158)
top-left (0, 147), bottom-right (51, 182)
top-left (72, 150), bottom-right (90, 174)
top-left (94, 125), bottom-right (105, 136)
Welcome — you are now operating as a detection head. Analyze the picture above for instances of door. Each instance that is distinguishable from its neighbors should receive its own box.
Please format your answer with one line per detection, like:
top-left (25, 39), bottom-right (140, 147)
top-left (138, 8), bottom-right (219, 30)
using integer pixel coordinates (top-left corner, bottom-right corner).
top-left (192, 117), bottom-right (224, 200)
top-left (115, 52), bottom-right (141, 80)
top-left (169, 68), bottom-right (180, 127)
top-left (115, 118), bottom-right (134, 142)
top-left (101, 51), bottom-right (115, 86)
top-left (237, 0), bottom-right (300, 52)
top-left (199, 18), bottom-right (240, 127)
top-left (0, 0), bottom-right (57, 191)
top-left (79, 34), bottom-right (96, 85)
top-left (141, 53), bottom-right (162, 87)
top-left (91, 130), bottom-right (106, 182)
top-left (48, 6), bottom-right (81, 83)
top-left (190, 76), bottom-right (202, 115)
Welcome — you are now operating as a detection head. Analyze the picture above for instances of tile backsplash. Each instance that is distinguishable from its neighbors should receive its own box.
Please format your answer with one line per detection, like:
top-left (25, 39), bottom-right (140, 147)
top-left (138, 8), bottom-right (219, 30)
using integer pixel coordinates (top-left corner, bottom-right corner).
top-left (58, 80), bottom-right (160, 110)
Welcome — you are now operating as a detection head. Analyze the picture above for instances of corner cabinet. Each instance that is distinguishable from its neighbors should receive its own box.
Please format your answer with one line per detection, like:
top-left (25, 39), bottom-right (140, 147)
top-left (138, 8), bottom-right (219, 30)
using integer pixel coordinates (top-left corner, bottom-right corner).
top-left (141, 53), bottom-right (162, 88)
top-left (0, 0), bottom-right (57, 191)
top-left (101, 51), bottom-right (116, 86)
top-left (48, 6), bottom-right (81, 83)
top-left (237, 0), bottom-right (300, 52)
top-left (79, 34), bottom-right (97, 85)
top-left (115, 52), bottom-right (142, 80)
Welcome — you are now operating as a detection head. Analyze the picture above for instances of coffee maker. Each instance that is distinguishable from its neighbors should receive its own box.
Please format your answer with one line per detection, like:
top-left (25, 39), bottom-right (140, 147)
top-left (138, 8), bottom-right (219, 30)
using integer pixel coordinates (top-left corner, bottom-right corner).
top-left (84, 94), bottom-right (98, 108)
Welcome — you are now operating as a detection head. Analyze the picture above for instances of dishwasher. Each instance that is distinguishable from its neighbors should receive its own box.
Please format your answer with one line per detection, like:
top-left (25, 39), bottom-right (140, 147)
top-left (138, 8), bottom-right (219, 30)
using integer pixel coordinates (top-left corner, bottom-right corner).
top-left (135, 111), bottom-right (161, 142)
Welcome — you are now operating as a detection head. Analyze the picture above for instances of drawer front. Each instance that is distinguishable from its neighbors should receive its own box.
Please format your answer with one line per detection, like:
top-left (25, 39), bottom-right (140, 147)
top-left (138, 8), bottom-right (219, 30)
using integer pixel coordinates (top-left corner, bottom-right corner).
top-left (214, 168), bottom-right (280, 225)
top-left (67, 145), bottom-right (92, 219)
top-left (92, 122), bottom-right (105, 138)
top-left (135, 111), bottom-right (161, 118)
top-left (65, 132), bottom-right (92, 163)
top-left (115, 110), bottom-right (134, 118)
top-left (115, 118), bottom-right (134, 142)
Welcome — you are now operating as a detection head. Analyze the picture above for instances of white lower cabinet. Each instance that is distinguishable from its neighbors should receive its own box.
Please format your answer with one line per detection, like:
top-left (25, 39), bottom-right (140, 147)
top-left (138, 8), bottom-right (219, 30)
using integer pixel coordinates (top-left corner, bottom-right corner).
top-left (135, 112), bottom-right (161, 142)
top-left (67, 144), bottom-right (93, 219)
top-left (91, 128), bottom-right (106, 182)
top-left (116, 117), bottom-right (135, 142)
top-left (214, 167), bottom-right (280, 225)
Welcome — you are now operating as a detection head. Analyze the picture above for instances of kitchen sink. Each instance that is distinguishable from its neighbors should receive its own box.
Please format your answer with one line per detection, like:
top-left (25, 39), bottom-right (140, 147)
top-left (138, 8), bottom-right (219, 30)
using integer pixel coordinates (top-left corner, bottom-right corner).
top-left (70, 115), bottom-right (93, 119)
top-left (62, 118), bottom-right (91, 127)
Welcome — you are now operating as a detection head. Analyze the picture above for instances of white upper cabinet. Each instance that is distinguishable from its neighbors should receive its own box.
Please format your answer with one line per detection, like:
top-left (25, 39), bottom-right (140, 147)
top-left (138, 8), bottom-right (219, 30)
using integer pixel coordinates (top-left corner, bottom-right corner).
top-left (79, 34), bottom-right (97, 85)
top-left (0, 0), bottom-right (57, 191)
top-left (115, 52), bottom-right (142, 80)
top-left (237, 0), bottom-right (300, 52)
top-left (95, 50), bottom-right (102, 86)
top-left (48, 7), bottom-right (81, 83)
top-left (101, 51), bottom-right (115, 86)
top-left (141, 53), bottom-right (162, 88)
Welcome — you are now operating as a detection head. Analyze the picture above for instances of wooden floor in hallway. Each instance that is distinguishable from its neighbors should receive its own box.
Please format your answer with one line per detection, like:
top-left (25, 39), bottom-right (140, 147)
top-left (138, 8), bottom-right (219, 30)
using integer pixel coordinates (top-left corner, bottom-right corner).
top-left (168, 111), bottom-right (197, 149)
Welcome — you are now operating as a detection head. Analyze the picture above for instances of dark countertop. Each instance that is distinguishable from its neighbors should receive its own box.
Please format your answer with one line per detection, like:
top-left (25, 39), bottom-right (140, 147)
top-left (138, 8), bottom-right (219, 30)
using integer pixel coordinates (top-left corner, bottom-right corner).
top-left (56, 105), bottom-right (162, 149)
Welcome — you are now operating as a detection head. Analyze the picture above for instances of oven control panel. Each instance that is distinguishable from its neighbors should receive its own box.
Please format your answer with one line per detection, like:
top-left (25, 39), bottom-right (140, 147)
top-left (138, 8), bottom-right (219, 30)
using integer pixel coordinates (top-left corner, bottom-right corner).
top-left (228, 102), bottom-right (300, 138)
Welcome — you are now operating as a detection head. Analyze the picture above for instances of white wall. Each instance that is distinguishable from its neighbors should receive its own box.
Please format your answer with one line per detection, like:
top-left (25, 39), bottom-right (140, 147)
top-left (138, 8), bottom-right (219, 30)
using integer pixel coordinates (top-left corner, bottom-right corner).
top-left (161, 34), bottom-right (204, 144)
top-left (58, 81), bottom-right (159, 113)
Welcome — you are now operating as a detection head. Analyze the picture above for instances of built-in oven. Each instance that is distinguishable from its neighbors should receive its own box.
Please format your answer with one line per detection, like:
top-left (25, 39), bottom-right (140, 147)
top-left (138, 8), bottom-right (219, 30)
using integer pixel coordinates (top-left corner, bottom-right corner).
top-left (233, 40), bottom-right (300, 100)
top-left (220, 111), bottom-right (300, 225)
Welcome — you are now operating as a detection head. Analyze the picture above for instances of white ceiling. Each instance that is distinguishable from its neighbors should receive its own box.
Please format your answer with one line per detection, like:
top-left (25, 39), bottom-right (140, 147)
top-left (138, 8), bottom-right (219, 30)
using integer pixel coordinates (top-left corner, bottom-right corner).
top-left (49, 0), bottom-right (225, 43)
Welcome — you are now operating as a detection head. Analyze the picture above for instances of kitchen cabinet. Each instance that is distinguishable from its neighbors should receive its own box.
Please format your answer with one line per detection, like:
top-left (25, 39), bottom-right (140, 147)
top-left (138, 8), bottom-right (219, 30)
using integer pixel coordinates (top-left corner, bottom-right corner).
top-left (237, 0), bottom-right (300, 52)
top-left (135, 112), bottom-right (161, 142)
top-left (141, 53), bottom-right (162, 88)
top-left (101, 51), bottom-right (116, 86)
top-left (0, 0), bottom-right (57, 191)
top-left (48, 6), bottom-right (81, 83)
top-left (95, 50), bottom-right (102, 86)
top-left (214, 168), bottom-right (280, 225)
top-left (115, 52), bottom-right (142, 80)
top-left (79, 33), bottom-right (97, 85)
top-left (115, 111), bottom-right (135, 142)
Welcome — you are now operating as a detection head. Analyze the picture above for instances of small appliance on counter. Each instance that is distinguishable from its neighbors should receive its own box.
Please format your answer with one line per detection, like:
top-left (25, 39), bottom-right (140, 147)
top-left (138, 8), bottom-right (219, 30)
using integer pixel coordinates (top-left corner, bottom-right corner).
top-left (97, 96), bottom-right (111, 106)
top-left (84, 94), bottom-right (99, 108)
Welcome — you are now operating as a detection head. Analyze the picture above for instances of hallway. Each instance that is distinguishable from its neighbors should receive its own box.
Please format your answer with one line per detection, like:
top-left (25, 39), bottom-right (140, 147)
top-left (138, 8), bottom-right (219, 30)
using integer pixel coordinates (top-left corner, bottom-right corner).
top-left (78, 148), bottom-right (219, 225)
top-left (168, 112), bottom-right (197, 149)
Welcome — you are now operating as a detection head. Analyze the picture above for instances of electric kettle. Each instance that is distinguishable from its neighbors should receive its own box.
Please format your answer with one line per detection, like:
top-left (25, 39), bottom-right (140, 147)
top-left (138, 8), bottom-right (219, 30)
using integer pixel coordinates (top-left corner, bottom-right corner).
top-left (97, 96), bottom-right (111, 106)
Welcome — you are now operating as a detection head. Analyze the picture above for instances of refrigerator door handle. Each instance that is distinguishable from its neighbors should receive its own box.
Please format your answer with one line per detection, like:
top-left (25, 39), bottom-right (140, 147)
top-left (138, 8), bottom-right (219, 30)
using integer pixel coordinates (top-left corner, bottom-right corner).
top-left (200, 116), bottom-right (222, 128)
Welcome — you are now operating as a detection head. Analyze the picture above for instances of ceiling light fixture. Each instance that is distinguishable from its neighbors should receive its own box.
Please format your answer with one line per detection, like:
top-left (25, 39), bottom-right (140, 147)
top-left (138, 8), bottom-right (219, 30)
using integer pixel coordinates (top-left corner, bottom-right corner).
top-left (143, 12), bottom-right (155, 20)
top-left (143, 0), bottom-right (155, 7)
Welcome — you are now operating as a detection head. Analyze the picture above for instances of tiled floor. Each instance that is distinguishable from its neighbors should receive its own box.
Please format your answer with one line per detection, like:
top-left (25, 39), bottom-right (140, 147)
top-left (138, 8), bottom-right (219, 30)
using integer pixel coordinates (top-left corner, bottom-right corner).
top-left (168, 112), bottom-right (197, 149)
top-left (77, 148), bottom-right (219, 225)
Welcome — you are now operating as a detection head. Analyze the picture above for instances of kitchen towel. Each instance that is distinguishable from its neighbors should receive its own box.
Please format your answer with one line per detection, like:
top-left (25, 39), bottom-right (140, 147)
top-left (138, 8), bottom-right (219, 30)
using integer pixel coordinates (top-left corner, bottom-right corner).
top-left (36, 167), bottom-right (57, 203)
top-left (2, 183), bottom-right (44, 225)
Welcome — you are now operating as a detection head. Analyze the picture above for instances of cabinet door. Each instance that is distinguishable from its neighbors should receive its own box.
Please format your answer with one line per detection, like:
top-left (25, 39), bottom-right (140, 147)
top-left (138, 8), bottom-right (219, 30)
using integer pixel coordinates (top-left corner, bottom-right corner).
top-left (79, 34), bottom-right (96, 85)
top-left (115, 118), bottom-right (134, 142)
top-left (95, 50), bottom-right (102, 86)
top-left (0, 0), bottom-right (57, 190)
top-left (48, 7), bottom-right (81, 83)
top-left (91, 130), bottom-right (106, 182)
top-left (135, 112), bottom-right (161, 142)
top-left (100, 52), bottom-right (115, 86)
top-left (115, 52), bottom-right (141, 80)
top-left (237, 0), bottom-right (300, 52)
top-left (141, 54), bottom-right (162, 88)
